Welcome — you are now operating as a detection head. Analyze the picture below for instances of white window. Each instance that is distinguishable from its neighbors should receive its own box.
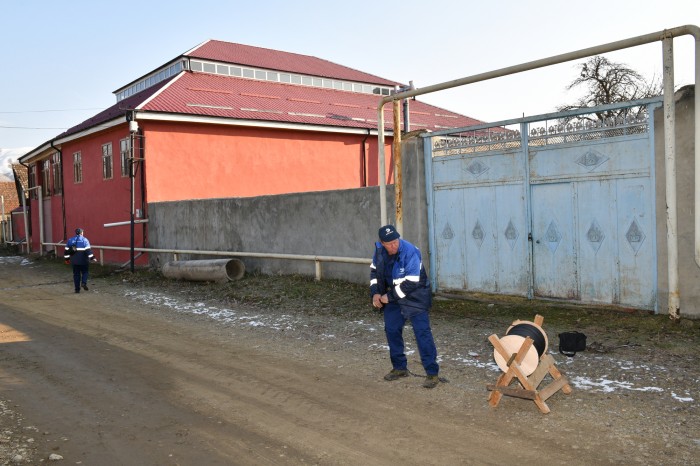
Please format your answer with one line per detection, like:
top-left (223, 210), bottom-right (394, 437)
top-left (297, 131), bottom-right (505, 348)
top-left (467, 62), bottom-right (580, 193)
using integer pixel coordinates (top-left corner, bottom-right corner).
top-left (102, 143), bottom-right (113, 180)
top-left (41, 160), bottom-right (51, 197)
top-left (73, 152), bottom-right (82, 183)
top-left (120, 138), bottom-right (131, 177)
top-left (52, 152), bottom-right (62, 194)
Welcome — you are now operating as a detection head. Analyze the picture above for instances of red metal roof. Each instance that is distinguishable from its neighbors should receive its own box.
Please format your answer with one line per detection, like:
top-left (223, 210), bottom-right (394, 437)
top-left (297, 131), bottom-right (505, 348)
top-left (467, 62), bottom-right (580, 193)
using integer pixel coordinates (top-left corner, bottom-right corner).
top-left (186, 40), bottom-right (399, 86)
top-left (138, 72), bottom-right (482, 132)
top-left (54, 40), bottom-right (486, 143)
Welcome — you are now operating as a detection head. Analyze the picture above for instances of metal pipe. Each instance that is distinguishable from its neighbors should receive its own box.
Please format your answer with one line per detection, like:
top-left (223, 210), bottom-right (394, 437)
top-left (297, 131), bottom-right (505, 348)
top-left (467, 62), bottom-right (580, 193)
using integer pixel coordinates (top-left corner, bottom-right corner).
top-left (695, 35), bottom-right (700, 266)
top-left (41, 241), bottom-right (372, 281)
top-left (663, 38), bottom-right (681, 320)
top-left (378, 108), bottom-right (387, 225)
top-left (393, 99), bottom-right (403, 234)
top-left (20, 187), bottom-right (29, 253)
top-left (162, 259), bottom-right (245, 282)
top-left (104, 219), bottom-right (149, 228)
top-left (1, 195), bottom-right (5, 243)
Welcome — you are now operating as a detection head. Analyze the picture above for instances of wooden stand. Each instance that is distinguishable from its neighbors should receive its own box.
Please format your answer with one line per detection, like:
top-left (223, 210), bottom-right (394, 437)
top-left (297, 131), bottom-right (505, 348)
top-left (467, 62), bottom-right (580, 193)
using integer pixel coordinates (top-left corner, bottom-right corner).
top-left (487, 315), bottom-right (572, 414)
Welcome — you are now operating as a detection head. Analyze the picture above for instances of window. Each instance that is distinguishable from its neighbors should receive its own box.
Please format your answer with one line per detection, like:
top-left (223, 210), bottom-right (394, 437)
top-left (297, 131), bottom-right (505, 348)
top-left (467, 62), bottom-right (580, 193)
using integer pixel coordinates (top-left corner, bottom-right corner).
top-left (52, 153), bottom-right (62, 195)
top-left (28, 164), bottom-right (37, 199)
top-left (41, 160), bottom-right (51, 197)
top-left (120, 137), bottom-right (131, 177)
top-left (102, 143), bottom-right (113, 180)
top-left (73, 152), bottom-right (82, 183)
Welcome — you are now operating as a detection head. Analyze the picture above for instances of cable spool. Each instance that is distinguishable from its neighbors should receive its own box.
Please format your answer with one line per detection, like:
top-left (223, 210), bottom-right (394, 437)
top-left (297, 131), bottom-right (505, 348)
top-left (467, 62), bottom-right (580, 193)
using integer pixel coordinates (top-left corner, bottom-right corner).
top-left (493, 320), bottom-right (549, 376)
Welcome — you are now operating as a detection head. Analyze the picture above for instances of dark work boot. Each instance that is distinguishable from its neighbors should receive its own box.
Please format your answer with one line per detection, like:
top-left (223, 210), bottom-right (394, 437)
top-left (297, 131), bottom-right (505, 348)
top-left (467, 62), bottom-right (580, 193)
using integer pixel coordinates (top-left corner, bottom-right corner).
top-left (383, 369), bottom-right (409, 381)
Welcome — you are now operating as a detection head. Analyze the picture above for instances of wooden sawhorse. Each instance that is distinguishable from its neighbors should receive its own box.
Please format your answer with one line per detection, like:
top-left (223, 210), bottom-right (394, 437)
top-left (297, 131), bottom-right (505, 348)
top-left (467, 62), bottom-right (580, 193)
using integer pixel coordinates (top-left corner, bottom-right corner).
top-left (487, 315), bottom-right (572, 414)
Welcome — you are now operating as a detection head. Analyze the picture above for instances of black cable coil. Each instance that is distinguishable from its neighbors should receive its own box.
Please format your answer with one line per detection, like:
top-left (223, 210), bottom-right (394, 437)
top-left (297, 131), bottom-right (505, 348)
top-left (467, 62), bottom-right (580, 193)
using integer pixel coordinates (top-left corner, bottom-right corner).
top-left (506, 323), bottom-right (547, 357)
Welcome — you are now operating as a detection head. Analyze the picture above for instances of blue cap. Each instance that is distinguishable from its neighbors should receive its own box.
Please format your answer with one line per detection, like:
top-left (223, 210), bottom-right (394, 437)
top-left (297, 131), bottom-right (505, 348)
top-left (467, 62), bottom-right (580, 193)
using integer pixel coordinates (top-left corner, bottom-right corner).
top-left (378, 225), bottom-right (400, 242)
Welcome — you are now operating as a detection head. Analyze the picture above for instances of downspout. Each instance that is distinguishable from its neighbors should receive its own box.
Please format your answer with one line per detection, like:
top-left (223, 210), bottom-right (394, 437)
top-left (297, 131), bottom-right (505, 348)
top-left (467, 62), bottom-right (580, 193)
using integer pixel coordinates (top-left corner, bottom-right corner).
top-left (377, 24), bottom-right (699, 320)
top-left (360, 129), bottom-right (370, 187)
top-left (139, 127), bottom-right (147, 252)
top-left (50, 140), bottom-right (66, 240)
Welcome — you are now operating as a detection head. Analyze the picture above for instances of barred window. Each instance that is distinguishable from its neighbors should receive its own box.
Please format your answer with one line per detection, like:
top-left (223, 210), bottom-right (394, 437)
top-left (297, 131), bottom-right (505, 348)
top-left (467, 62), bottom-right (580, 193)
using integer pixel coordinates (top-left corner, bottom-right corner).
top-left (73, 151), bottom-right (82, 183)
top-left (41, 160), bottom-right (51, 197)
top-left (102, 142), bottom-right (113, 180)
top-left (120, 137), bottom-right (131, 177)
top-left (52, 152), bottom-right (63, 194)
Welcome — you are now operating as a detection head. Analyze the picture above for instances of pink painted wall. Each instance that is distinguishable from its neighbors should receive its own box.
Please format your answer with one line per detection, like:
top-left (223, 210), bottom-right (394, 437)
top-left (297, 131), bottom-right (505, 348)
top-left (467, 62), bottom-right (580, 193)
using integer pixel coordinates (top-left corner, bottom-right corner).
top-left (142, 121), bottom-right (393, 202)
top-left (27, 120), bottom-right (394, 262)
top-left (30, 125), bottom-right (147, 263)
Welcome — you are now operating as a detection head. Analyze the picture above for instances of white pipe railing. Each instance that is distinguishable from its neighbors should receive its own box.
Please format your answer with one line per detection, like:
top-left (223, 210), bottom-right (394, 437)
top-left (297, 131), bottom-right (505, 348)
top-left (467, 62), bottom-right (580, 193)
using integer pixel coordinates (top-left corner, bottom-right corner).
top-left (377, 24), bottom-right (699, 319)
top-left (42, 242), bottom-right (371, 281)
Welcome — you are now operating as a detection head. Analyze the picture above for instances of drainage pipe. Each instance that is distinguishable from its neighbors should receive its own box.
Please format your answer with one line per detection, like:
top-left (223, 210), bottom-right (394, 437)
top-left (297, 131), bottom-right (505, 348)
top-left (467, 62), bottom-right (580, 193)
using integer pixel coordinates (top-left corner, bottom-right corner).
top-left (377, 24), bottom-right (699, 318)
top-left (162, 259), bottom-right (245, 283)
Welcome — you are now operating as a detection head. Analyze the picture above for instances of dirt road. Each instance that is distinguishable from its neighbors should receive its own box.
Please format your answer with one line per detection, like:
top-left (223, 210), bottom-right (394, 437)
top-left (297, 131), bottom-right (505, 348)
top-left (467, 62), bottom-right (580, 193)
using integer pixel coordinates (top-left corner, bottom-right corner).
top-left (0, 256), bottom-right (697, 465)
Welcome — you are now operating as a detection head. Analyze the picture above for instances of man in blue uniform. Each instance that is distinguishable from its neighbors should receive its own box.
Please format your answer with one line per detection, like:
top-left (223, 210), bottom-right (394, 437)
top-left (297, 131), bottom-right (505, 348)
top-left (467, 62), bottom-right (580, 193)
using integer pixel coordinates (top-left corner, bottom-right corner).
top-left (370, 225), bottom-right (440, 389)
top-left (64, 228), bottom-right (96, 293)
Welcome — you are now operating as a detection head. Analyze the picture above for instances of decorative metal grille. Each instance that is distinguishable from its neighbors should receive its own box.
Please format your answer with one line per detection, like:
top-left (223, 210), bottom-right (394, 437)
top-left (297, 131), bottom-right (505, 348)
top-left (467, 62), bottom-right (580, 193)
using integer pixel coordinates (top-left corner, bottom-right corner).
top-left (528, 114), bottom-right (648, 147)
top-left (431, 107), bottom-right (649, 157)
top-left (432, 128), bottom-right (521, 157)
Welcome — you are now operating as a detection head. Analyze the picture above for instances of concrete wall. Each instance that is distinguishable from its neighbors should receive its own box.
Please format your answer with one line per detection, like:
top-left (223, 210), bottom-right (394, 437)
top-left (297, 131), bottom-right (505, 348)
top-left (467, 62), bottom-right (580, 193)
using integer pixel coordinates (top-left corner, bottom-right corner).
top-left (148, 137), bottom-right (429, 284)
top-left (655, 85), bottom-right (699, 317)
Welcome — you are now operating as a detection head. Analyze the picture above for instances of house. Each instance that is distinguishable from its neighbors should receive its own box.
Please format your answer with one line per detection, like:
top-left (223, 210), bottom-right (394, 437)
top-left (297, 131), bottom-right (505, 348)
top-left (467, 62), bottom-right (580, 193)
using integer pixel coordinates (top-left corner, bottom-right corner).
top-left (19, 39), bottom-right (484, 263)
top-left (0, 179), bottom-right (19, 242)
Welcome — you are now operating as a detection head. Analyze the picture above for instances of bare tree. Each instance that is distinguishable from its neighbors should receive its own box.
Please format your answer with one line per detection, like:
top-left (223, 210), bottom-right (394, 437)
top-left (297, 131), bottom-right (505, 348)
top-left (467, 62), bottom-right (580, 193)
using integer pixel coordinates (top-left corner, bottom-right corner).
top-left (557, 56), bottom-right (662, 123)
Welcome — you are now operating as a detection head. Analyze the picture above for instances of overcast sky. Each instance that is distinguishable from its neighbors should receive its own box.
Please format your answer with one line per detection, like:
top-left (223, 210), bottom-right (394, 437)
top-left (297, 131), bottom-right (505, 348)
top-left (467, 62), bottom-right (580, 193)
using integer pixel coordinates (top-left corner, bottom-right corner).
top-left (2, 0), bottom-right (698, 152)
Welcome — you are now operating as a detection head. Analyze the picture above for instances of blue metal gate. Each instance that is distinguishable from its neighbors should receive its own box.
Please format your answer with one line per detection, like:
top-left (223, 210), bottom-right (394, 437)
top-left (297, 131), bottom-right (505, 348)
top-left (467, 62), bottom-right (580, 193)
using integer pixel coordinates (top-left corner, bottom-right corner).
top-left (425, 102), bottom-right (659, 310)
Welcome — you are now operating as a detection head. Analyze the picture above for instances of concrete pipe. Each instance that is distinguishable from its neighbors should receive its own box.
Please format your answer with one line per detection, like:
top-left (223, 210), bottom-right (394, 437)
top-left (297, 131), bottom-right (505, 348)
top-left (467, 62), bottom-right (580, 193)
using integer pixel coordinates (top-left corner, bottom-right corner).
top-left (161, 259), bottom-right (245, 283)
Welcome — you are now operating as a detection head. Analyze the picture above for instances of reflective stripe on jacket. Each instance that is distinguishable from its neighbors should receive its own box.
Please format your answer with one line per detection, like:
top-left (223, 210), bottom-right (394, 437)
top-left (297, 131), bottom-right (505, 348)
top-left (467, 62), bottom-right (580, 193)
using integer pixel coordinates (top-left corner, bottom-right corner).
top-left (369, 239), bottom-right (432, 318)
top-left (64, 235), bottom-right (94, 265)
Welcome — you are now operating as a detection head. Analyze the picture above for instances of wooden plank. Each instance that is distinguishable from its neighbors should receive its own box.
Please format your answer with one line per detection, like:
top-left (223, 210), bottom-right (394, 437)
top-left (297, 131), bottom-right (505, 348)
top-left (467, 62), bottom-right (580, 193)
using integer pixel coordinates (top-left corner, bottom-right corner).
top-left (488, 334), bottom-right (511, 362)
top-left (528, 357), bottom-right (551, 388)
top-left (486, 385), bottom-right (537, 400)
top-left (539, 376), bottom-right (569, 401)
top-left (547, 358), bottom-right (574, 394)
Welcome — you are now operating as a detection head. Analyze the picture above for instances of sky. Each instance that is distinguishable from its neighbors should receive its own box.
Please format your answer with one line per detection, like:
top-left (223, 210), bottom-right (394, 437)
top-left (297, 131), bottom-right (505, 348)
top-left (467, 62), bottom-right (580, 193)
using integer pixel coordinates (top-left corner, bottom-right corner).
top-left (1, 0), bottom-right (698, 157)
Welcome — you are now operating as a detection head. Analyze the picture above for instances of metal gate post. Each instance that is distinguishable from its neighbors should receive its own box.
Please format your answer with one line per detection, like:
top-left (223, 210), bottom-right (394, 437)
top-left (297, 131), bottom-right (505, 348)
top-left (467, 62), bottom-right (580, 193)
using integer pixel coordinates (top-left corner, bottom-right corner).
top-left (521, 121), bottom-right (534, 299)
top-left (663, 37), bottom-right (681, 320)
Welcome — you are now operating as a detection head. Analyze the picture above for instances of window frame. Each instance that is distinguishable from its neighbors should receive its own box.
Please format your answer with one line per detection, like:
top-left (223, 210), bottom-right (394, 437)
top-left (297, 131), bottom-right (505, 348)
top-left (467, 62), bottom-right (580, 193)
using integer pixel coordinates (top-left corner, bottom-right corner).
top-left (120, 137), bottom-right (131, 177)
top-left (102, 142), bottom-right (113, 180)
top-left (73, 151), bottom-right (82, 183)
top-left (52, 152), bottom-right (63, 195)
top-left (41, 160), bottom-right (51, 197)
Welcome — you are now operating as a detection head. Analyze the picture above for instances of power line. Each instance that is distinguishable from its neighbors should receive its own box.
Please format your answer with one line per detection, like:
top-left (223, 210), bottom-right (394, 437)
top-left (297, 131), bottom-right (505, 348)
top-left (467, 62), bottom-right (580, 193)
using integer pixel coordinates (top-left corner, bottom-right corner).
top-left (0, 108), bottom-right (103, 114)
top-left (0, 125), bottom-right (68, 130)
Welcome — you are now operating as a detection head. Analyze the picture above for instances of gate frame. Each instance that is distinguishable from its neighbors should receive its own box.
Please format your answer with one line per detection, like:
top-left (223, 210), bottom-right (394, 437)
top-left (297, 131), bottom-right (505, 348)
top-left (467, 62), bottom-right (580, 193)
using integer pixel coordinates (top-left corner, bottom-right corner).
top-left (375, 25), bottom-right (699, 319)
top-left (423, 98), bottom-right (662, 309)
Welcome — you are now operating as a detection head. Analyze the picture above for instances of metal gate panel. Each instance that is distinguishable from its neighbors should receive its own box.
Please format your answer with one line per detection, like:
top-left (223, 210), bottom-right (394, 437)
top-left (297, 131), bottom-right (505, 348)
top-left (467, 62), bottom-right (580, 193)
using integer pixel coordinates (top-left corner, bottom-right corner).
top-left (427, 103), bottom-right (657, 309)
top-left (575, 179), bottom-right (619, 304)
top-left (531, 182), bottom-right (578, 299)
top-left (616, 179), bottom-right (656, 308)
top-left (432, 149), bottom-right (527, 294)
top-left (433, 187), bottom-right (467, 290)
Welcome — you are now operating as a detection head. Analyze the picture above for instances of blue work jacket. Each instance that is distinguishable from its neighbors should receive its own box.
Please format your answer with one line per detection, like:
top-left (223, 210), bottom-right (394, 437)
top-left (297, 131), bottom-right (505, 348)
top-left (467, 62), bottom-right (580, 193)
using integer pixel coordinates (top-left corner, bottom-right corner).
top-left (369, 239), bottom-right (432, 318)
top-left (64, 235), bottom-right (94, 265)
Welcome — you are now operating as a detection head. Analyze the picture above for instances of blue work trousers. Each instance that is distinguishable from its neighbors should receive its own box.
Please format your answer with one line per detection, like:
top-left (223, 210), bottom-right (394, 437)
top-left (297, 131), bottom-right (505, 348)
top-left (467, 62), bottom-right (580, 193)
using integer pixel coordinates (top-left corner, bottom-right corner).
top-left (72, 264), bottom-right (89, 291)
top-left (383, 302), bottom-right (439, 376)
